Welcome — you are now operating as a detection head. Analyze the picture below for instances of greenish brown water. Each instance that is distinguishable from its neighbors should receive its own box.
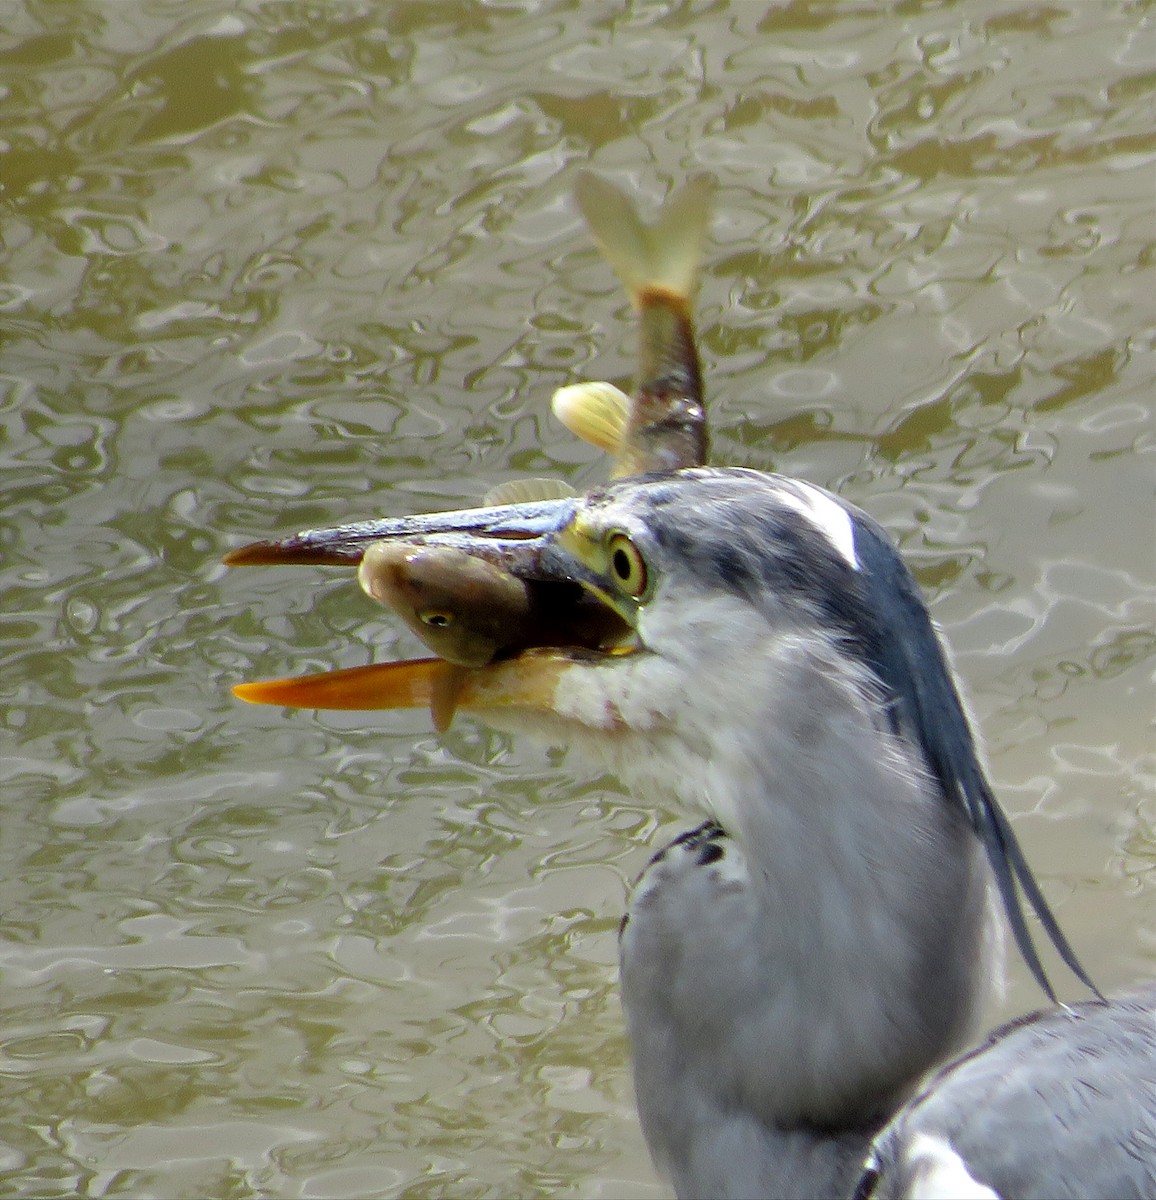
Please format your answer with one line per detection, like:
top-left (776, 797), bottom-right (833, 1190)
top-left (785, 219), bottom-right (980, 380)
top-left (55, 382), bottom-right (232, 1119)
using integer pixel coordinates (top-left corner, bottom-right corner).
top-left (2, 3), bottom-right (1153, 1196)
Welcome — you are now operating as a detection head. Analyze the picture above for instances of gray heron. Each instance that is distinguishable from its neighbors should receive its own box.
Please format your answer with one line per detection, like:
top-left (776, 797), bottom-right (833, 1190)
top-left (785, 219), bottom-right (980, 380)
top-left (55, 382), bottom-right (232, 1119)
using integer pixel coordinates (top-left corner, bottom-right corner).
top-left (226, 173), bottom-right (1155, 1198)
top-left (228, 468), bottom-right (1156, 1198)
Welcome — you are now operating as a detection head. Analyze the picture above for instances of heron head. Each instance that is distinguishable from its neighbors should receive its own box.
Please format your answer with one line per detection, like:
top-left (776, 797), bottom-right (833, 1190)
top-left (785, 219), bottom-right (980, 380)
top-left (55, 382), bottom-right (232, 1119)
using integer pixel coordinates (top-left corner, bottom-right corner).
top-left (229, 466), bottom-right (958, 817)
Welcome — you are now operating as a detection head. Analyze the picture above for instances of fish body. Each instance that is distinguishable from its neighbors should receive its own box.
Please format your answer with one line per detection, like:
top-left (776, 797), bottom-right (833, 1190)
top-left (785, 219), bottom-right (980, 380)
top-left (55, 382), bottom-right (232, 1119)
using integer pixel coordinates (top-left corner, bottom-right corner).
top-left (574, 172), bottom-right (713, 477)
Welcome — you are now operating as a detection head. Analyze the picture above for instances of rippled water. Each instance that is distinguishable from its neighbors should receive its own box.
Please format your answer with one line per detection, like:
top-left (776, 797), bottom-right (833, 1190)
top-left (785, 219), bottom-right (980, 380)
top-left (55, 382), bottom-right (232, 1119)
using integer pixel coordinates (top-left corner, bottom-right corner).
top-left (2, 3), bottom-right (1154, 1197)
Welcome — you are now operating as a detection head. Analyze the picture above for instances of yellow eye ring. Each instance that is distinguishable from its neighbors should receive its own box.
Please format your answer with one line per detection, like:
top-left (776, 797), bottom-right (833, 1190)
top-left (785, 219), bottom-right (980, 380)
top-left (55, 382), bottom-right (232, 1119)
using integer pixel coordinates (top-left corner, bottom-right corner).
top-left (419, 610), bottom-right (454, 628)
top-left (606, 533), bottom-right (648, 597)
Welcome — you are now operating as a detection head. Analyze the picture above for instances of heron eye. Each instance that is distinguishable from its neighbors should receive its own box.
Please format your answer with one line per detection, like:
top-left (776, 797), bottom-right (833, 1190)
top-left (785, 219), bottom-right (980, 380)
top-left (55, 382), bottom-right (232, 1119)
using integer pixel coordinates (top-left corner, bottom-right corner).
top-left (419, 610), bottom-right (453, 628)
top-left (607, 533), bottom-right (647, 597)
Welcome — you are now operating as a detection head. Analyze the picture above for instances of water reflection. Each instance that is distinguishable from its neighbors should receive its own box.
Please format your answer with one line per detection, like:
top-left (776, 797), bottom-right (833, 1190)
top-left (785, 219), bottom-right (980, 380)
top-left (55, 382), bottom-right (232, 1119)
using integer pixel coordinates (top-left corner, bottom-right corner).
top-left (2, 3), bottom-right (1153, 1197)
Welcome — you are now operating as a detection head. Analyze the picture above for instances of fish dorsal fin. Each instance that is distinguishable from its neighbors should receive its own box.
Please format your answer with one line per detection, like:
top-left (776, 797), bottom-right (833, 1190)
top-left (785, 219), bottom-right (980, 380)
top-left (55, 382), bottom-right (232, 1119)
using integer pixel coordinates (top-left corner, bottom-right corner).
top-left (482, 478), bottom-right (577, 507)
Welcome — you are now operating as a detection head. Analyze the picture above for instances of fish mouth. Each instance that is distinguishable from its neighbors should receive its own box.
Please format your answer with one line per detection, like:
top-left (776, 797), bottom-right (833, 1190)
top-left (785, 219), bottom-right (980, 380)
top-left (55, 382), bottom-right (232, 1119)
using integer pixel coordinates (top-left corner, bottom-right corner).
top-left (225, 497), bottom-right (637, 732)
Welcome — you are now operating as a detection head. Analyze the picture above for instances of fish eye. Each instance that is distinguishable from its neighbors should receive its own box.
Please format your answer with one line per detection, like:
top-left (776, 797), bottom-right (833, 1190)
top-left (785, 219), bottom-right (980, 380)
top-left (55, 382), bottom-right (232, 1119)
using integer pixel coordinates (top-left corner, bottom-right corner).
top-left (419, 610), bottom-right (454, 628)
top-left (607, 533), bottom-right (647, 597)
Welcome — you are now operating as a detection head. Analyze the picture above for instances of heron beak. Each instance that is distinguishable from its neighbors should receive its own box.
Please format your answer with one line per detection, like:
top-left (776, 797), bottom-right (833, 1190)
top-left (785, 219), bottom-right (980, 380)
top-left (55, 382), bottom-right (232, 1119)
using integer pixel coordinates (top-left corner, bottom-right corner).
top-left (223, 496), bottom-right (581, 568)
top-left (231, 651), bottom-right (596, 734)
top-left (226, 497), bottom-right (634, 731)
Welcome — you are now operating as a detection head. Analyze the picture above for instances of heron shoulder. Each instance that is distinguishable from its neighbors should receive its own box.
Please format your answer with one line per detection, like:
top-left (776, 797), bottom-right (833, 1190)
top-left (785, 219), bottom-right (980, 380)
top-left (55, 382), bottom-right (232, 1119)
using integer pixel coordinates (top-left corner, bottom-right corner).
top-left (857, 986), bottom-right (1156, 1200)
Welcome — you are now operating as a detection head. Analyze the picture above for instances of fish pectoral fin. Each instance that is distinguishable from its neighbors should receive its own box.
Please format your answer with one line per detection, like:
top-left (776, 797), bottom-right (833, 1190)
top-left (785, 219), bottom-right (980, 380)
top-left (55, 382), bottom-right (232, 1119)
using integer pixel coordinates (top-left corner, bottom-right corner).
top-left (551, 381), bottom-right (631, 456)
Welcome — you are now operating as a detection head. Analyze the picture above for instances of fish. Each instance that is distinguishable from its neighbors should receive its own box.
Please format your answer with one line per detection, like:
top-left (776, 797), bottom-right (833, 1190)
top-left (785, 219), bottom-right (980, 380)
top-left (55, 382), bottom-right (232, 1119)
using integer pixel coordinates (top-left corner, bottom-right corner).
top-left (224, 175), bottom-right (712, 574)
top-left (227, 173), bottom-right (715, 731)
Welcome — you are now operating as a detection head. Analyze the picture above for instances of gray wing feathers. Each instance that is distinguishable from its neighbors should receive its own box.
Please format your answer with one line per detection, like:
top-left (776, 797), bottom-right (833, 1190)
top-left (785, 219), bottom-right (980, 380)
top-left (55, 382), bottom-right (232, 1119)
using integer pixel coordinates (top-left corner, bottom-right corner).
top-left (861, 986), bottom-right (1156, 1200)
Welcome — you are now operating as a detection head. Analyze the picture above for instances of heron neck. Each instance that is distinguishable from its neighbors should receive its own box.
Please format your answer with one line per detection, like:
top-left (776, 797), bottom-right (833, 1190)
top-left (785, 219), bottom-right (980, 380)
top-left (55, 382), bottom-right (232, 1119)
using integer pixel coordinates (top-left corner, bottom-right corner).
top-left (483, 616), bottom-right (995, 1195)
top-left (610, 631), bottom-right (994, 1195)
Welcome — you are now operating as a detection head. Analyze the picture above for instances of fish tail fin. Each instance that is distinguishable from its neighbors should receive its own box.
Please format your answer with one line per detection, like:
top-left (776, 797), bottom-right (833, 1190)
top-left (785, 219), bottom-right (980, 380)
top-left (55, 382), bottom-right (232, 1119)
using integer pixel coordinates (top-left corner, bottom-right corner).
top-left (574, 172), bottom-right (714, 307)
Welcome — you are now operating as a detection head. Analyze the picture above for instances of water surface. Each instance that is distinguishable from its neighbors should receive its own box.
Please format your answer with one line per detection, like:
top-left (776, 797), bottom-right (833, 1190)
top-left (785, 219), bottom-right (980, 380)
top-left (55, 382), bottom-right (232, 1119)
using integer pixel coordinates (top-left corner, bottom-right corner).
top-left (2, 3), bottom-right (1153, 1197)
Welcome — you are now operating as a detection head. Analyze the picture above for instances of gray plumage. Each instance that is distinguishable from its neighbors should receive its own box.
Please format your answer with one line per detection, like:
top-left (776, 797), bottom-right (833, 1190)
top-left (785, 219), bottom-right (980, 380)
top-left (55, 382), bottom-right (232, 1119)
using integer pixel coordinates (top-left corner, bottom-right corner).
top-left (857, 988), bottom-right (1156, 1199)
top-left (619, 821), bottom-right (975, 1199)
